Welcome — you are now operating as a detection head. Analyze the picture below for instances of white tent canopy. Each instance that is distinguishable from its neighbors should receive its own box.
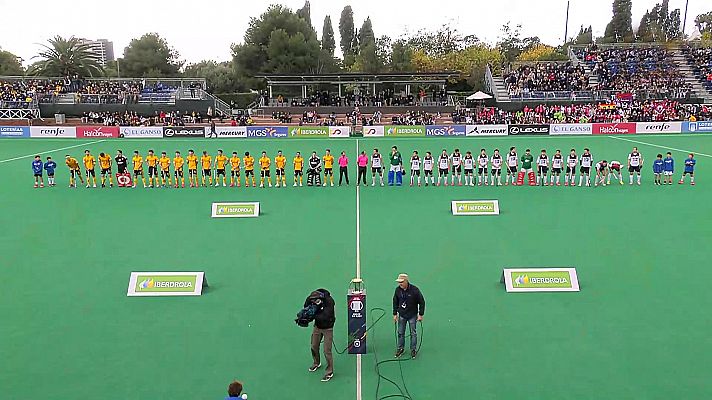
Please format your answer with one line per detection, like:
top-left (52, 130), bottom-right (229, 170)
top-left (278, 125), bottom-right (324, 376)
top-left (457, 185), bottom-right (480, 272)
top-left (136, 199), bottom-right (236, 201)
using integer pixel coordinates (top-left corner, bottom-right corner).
top-left (467, 91), bottom-right (493, 100)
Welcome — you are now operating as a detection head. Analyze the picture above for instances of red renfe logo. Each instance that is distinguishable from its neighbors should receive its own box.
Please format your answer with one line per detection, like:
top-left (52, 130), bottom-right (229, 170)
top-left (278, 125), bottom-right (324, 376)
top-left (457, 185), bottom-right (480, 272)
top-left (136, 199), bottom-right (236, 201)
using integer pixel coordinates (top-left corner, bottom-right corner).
top-left (592, 123), bottom-right (637, 135)
top-left (76, 126), bottom-right (120, 138)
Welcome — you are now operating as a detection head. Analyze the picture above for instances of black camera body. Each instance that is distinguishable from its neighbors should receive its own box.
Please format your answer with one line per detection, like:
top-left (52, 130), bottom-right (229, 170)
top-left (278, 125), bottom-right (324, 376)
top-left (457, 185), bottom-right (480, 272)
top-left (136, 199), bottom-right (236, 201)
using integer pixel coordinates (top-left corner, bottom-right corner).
top-left (295, 290), bottom-right (327, 327)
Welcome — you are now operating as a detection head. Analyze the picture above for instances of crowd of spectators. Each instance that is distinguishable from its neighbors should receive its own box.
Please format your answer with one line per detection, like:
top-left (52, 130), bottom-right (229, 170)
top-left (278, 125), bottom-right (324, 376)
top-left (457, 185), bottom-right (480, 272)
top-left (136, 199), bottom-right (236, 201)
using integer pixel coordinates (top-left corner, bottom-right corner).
top-left (78, 108), bottom-right (251, 127)
top-left (275, 88), bottom-right (448, 108)
top-left (682, 45), bottom-right (712, 92)
top-left (390, 110), bottom-right (436, 125)
top-left (577, 45), bottom-right (692, 98)
top-left (453, 100), bottom-right (712, 124)
top-left (504, 62), bottom-right (590, 96)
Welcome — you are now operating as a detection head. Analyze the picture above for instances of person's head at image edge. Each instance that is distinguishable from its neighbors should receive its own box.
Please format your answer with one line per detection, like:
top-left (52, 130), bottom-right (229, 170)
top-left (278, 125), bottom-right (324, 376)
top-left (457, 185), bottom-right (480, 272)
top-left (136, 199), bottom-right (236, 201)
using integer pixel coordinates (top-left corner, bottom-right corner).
top-left (226, 380), bottom-right (246, 399)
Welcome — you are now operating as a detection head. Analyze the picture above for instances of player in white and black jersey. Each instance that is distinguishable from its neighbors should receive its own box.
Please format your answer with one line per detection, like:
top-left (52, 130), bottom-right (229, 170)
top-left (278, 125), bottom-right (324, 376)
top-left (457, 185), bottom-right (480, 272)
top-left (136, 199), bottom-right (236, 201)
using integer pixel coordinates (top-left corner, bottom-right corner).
top-left (450, 149), bottom-right (463, 186)
top-left (565, 149), bottom-right (577, 187)
top-left (463, 151), bottom-right (475, 186)
top-left (505, 147), bottom-right (518, 186)
top-left (437, 149), bottom-right (450, 186)
top-left (579, 148), bottom-right (593, 187)
top-left (627, 147), bottom-right (643, 185)
top-left (536, 149), bottom-right (549, 186)
top-left (423, 152), bottom-right (435, 186)
top-left (409, 151), bottom-right (421, 187)
top-left (371, 148), bottom-right (384, 187)
top-left (490, 149), bottom-right (503, 186)
top-left (477, 149), bottom-right (489, 186)
top-left (551, 149), bottom-right (563, 186)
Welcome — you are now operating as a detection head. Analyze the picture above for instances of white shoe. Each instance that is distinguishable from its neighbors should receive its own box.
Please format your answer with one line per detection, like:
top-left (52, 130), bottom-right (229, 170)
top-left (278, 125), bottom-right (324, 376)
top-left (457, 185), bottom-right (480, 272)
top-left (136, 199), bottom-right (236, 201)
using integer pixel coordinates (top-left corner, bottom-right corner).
top-left (268, 183), bottom-right (272, 187)
top-left (299, 183), bottom-right (303, 187)
top-left (381, 183), bottom-right (385, 187)
top-left (322, 182), bottom-right (326, 186)
top-left (293, 183), bottom-right (297, 187)
top-left (372, 183), bottom-right (375, 187)
top-left (92, 184), bottom-right (97, 188)
top-left (260, 184), bottom-right (264, 188)
top-left (330, 183), bottom-right (334, 187)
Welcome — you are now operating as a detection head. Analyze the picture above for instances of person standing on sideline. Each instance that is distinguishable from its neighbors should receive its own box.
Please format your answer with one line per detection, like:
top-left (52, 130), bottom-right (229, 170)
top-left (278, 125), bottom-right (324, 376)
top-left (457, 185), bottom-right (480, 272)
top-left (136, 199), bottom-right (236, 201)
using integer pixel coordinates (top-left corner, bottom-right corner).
top-left (393, 274), bottom-right (425, 359)
top-left (307, 289), bottom-right (335, 382)
top-left (338, 151), bottom-right (349, 186)
top-left (388, 146), bottom-right (403, 186)
top-left (32, 155), bottom-right (44, 188)
top-left (208, 120), bottom-right (217, 138)
top-left (357, 151), bottom-right (369, 186)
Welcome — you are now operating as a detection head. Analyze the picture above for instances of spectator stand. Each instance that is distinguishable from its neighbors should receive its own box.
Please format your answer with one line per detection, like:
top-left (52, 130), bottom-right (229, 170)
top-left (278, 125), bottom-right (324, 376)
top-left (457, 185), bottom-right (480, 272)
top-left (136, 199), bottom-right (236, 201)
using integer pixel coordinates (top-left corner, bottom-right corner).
top-left (503, 60), bottom-right (593, 101)
top-left (681, 43), bottom-right (712, 102)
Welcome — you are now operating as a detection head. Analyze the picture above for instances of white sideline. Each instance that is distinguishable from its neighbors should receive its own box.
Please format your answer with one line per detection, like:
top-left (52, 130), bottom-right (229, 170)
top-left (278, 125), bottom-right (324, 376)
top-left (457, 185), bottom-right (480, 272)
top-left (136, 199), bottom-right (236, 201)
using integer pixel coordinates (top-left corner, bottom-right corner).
top-left (355, 138), bottom-right (362, 400)
top-left (0, 140), bottom-right (107, 164)
top-left (607, 136), bottom-right (712, 158)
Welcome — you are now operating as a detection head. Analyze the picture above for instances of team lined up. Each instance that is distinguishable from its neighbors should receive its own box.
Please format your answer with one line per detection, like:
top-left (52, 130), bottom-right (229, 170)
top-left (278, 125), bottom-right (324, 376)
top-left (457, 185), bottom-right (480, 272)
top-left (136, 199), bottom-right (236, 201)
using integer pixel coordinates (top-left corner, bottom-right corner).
top-left (30, 146), bottom-right (698, 188)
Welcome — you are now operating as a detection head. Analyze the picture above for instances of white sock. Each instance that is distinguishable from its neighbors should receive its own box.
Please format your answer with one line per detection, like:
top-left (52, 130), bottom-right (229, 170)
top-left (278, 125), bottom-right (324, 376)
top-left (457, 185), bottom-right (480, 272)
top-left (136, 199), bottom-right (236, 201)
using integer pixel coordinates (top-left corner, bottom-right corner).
top-left (629, 175), bottom-right (633, 184)
top-left (579, 176), bottom-right (583, 185)
top-left (637, 175), bottom-right (641, 184)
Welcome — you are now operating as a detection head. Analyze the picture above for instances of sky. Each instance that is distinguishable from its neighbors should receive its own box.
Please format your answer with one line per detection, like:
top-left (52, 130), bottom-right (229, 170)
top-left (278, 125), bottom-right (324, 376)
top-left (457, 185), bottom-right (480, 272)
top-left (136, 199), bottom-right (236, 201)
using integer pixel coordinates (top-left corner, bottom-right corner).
top-left (0, 0), bottom-right (708, 66)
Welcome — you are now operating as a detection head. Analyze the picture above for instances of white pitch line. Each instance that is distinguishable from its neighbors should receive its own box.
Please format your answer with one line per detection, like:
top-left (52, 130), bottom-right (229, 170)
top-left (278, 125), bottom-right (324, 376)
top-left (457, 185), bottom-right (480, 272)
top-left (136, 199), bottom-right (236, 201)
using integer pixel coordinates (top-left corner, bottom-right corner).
top-left (607, 136), bottom-right (712, 158)
top-left (0, 140), bottom-right (107, 164)
top-left (355, 138), bottom-right (362, 400)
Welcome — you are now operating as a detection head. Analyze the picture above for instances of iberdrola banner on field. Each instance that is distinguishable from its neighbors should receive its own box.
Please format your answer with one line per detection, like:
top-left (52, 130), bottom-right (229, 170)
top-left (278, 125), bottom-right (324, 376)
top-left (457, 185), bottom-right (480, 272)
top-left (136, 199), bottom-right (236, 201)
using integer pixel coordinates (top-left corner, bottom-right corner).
top-left (501, 268), bottom-right (580, 293)
top-left (289, 126), bottom-right (329, 138)
top-left (211, 202), bottom-right (260, 218)
top-left (385, 125), bottom-right (426, 137)
top-left (127, 272), bottom-right (208, 296)
top-left (451, 200), bottom-right (500, 216)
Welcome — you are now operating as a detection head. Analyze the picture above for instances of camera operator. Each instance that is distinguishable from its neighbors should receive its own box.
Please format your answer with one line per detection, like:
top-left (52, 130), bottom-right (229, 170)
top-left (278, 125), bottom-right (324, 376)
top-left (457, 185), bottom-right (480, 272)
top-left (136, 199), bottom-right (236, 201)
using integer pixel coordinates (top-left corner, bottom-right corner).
top-left (306, 289), bottom-right (335, 382)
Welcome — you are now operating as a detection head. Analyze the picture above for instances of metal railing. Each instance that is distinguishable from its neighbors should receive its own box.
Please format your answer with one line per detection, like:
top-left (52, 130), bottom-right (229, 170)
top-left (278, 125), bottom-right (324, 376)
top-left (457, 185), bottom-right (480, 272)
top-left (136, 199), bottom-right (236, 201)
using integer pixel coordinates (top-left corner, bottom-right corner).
top-left (0, 108), bottom-right (40, 120)
top-left (508, 89), bottom-right (693, 102)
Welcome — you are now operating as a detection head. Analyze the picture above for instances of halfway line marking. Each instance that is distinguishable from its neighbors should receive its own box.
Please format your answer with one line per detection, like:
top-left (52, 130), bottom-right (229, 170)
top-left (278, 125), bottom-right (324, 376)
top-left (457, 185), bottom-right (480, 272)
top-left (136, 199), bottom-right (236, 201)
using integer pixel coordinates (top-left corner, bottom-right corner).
top-left (355, 138), bottom-right (362, 400)
top-left (607, 136), bottom-right (712, 158)
top-left (0, 140), bottom-right (107, 164)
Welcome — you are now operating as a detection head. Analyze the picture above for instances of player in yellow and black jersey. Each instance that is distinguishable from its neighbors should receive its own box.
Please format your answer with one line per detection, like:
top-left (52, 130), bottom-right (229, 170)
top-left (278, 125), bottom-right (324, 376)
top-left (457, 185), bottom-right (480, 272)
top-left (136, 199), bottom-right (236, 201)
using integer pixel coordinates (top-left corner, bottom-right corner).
top-left (65, 155), bottom-right (84, 188)
top-left (323, 149), bottom-right (335, 187)
top-left (259, 151), bottom-right (272, 188)
top-left (214, 150), bottom-right (228, 187)
top-left (275, 150), bottom-right (287, 188)
top-left (146, 150), bottom-right (159, 188)
top-left (159, 152), bottom-right (172, 187)
top-left (173, 151), bottom-right (185, 188)
top-left (200, 151), bottom-right (213, 187)
top-left (132, 151), bottom-right (146, 188)
top-left (229, 152), bottom-right (241, 187)
top-left (98, 152), bottom-right (113, 188)
top-left (83, 150), bottom-right (97, 188)
top-left (243, 151), bottom-right (255, 187)
top-left (293, 151), bottom-right (304, 187)
top-left (186, 150), bottom-right (198, 187)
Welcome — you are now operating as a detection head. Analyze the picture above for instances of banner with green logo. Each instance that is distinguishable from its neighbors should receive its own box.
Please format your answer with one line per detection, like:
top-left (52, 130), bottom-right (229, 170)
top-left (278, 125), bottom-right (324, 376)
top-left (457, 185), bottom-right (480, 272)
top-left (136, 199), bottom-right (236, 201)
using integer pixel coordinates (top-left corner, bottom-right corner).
top-left (451, 200), bottom-right (500, 216)
top-left (289, 126), bottom-right (329, 138)
top-left (127, 272), bottom-right (208, 296)
top-left (211, 202), bottom-right (260, 218)
top-left (502, 268), bottom-right (579, 292)
top-left (385, 125), bottom-right (426, 137)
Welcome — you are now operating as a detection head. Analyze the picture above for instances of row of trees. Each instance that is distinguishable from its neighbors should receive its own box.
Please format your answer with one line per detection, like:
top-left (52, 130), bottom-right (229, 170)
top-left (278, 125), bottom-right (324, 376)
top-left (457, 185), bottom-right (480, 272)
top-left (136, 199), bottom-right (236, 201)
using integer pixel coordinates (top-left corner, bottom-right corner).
top-left (0, 0), bottom-right (710, 94)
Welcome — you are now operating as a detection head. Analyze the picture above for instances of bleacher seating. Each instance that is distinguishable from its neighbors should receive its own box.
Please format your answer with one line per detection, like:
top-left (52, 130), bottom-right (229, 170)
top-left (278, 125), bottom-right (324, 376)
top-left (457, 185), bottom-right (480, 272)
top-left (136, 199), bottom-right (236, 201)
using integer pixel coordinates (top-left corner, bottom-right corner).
top-left (504, 62), bottom-right (590, 99)
top-left (682, 45), bottom-right (712, 94)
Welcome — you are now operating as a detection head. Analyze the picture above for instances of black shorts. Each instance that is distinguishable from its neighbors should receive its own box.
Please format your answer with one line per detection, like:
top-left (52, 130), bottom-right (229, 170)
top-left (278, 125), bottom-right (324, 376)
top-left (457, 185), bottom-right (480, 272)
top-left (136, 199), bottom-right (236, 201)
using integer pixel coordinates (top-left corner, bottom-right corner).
top-left (538, 166), bottom-right (548, 174)
top-left (629, 165), bottom-right (641, 173)
top-left (47, 173), bottom-right (55, 177)
top-left (231, 169), bottom-right (240, 177)
top-left (372, 167), bottom-right (382, 174)
top-left (261, 169), bottom-right (270, 177)
top-left (683, 171), bottom-right (694, 176)
top-left (324, 168), bottom-right (333, 176)
top-left (217, 169), bottom-right (226, 176)
top-left (86, 169), bottom-right (95, 177)
top-left (117, 166), bottom-right (127, 174)
top-left (597, 168), bottom-right (607, 174)
top-left (477, 167), bottom-right (487, 175)
top-left (424, 169), bottom-right (433, 176)
top-left (203, 169), bottom-right (211, 176)
top-left (276, 168), bottom-right (285, 176)
top-left (133, 169), bottom-right (143, 176)
top-left (412, 169), bottom-right (421, 176)
top-left (452, 165), bottom-right (462, 174)
top-left (189, 169), bottom-right (197, 176)
top-left (581, 167), bottom-right (591, 174)
top-left (566, 166), bottom-right (576, 174)
top-left (464, 168), bottom-right (474, 175)
top-left (294, 170), bottom-right (303, 177)
top-left (508, 166), bottom-right (517, 174)
top-left (71, 169), bottom-right (81, 178)
top-left (552, 168), bottom-right (562, 174)
top-left (161, 169), bottom-right (171, 178)
top-left (148, 166), bottom-right (157, 177)
top-left (175, 169), bottom-right (184, 177)
top-left (492, 168), bottom-right (501, 176)
top-left (439, 168), bottom-right (448, 176)
top-left (246, 170), bottom-right (254, 177)
top-left (34, 173), bottom-right (42, 177)
top-left (101, 168), bottom-right (111, 175)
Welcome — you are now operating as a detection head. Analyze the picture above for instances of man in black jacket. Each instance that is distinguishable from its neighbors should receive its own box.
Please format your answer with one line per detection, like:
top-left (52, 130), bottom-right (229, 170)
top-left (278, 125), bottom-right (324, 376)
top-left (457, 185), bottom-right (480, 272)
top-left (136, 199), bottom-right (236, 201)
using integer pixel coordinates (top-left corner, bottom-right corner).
top-left (393, 274), bottom-right (425, 359)
top-left (306, 288), bottom-right (335, 382)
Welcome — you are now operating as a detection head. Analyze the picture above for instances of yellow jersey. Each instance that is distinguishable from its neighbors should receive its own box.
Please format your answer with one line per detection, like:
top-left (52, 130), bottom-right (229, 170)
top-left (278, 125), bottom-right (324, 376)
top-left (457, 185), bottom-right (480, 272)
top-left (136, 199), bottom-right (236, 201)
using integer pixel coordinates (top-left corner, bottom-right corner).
top-left (132, 156), bottom-right (143, 170)
top-left (146, 155), bottom-right (158, 167)
top-left (259, 156), bottom-right (270, 170)
top-left (98, 154), bottom-right (111, 169)
top-left (230, 156), bottom-right (241, 170)
top-left (275, 155), bottom-right (286, 169)
top-left (323, 154), bottom-right (335, 169)
top-left (66, 157), bottom-right (80, 170)
top-left (201, 155), bottom-right (212, 169)
top-left (244, 156), bottom-right (255, 171)
top-left (174, 156), bottom-right (184, 170)
top-left (294, 156), bottom-right (304, 171)
top-left (187, 155), bottom-right (198, 170)
top-left (83, 155), bottom-right (96, 169)
top-left (159, 156), bottom-right (171, 170)
top-left (215, 155), bottom-right (228, 169)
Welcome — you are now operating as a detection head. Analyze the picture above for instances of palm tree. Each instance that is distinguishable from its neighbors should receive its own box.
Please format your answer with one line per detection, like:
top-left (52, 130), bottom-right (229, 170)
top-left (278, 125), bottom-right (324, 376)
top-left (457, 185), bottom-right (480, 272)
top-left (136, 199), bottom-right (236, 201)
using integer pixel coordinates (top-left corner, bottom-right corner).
top-left (31, 36), bottom-right (103, 77)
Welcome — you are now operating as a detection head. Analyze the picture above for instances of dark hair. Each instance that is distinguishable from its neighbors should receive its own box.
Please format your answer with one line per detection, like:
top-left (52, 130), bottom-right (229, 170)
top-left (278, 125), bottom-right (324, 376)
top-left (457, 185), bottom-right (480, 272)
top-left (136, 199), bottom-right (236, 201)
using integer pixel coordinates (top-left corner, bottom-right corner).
top-left (100, 153), bottom-right (105, 157)
top-left (244, 152), bottom-right (249, 156)
top-left (35, 155), bottom-right (40, 158)
top-left (525, 148), bottom-right (531, 152)
top-left (657, 153), bottom-right (663, 158)
top-left (510, 146), bottom-right (515, 151)
top-left (584, 148), bottom-right (589, 152)
top-left (227, 380), bottom-right (243, 397)
top-left (666, 152), bottom-right (671, 155)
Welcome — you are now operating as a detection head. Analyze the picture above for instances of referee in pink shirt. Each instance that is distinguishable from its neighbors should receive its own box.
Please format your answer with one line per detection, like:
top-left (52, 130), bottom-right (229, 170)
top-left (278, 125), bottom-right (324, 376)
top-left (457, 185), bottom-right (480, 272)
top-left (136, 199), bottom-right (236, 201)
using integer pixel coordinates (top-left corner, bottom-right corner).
top-left (338, 151), bottom-right (350, 186)
top-left (357, 151), bottom-right (369, 186)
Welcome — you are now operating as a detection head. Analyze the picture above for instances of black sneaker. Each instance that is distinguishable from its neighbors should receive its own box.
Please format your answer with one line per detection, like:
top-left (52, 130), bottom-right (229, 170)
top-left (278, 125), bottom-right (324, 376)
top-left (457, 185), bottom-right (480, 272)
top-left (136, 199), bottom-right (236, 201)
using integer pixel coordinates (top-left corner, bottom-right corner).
top-left (395, 348), bottom-right (404, 358)
top-left (308, 363), bottom-right (321, 372)
top-left (411, 349), bottom-right (417, 359)
top-left (321, 373), bottom-right (333, 382)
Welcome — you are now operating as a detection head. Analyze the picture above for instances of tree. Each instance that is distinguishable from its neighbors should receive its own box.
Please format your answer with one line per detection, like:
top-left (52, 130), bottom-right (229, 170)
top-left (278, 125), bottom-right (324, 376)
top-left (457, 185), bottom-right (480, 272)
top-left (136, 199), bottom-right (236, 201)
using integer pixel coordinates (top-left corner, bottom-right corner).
top-left (602, 0), bottom-right (634, 42)
top-left (296, 1), bottom-right (312, 29)
top-left (321, 15), bottom-right (336, 55)
top-left (0, 48), bottom-right (24, 75)
top-left (407, 24), bottom-right (479, 58)
top-left (121, 33), bottom-right (182, 77)
top-left (31, 36), bottom-right (103, 77)
top-left (184, 60), bottom-right (239, 93)
top-left (574, 25), bottom-right (594, 44)
top-left (410, 43), bottom-right (503, 91)
top-left (339, 6), bottom-right (356, 65)
top-left (389, 39), bottom-right (413, 72)
top-left (696, 12), bottom-right (712, 33)
top-left (517, 44), bottom-right (568, 62)
top-left (636, 1), bottom-right (681, 42)
top-left (359, 17), bottom-right (376, 48)
top-left (497, 22), bottom-right (541, 62)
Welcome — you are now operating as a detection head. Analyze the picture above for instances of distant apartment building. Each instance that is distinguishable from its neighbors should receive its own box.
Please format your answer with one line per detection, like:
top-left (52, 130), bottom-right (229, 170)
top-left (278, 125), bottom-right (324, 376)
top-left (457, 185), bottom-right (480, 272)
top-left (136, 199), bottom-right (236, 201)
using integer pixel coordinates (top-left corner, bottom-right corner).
top-left (78, 38), bottom-right (115, 66)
